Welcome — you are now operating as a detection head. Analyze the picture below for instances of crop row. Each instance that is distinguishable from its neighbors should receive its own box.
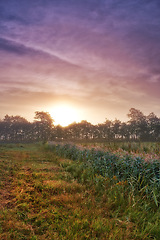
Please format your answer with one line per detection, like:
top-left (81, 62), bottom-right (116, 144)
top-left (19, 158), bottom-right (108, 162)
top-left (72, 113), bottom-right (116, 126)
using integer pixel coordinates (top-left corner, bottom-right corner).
top-left (47, 143), bottom-right (160, 206)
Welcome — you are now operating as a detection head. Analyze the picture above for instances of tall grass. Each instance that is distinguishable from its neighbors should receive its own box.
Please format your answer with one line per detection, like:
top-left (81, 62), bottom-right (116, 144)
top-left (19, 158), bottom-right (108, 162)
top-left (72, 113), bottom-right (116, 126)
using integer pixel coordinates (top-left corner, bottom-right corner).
top-left (79, 141), bottom-right (160, 154)
top-left (46, 143), bottom-right (160, 204)
top-left (45, 142), bottom-right (160, 239)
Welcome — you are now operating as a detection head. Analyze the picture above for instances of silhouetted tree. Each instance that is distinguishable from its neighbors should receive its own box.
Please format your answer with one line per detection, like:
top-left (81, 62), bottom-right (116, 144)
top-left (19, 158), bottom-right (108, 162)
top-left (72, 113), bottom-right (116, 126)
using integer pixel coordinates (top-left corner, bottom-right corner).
top-left (120, 122), bottom-right (130, 140)
top-left (78, 120), bottom-right (93, 139)
top-left (112, 119), bottom-right (121, 139)
top-left (0, 108), bottom-right (159, 142)
top-left (53, 125), bottom-right (64, 140)
top-left (34, 111), bottom-right (54, 142)
top-left (2, 115), bottom-right (30, 142)
top-left (147, 112), bottom-right (160, 141)
top-left (127, 108), bottom-right (148, 140)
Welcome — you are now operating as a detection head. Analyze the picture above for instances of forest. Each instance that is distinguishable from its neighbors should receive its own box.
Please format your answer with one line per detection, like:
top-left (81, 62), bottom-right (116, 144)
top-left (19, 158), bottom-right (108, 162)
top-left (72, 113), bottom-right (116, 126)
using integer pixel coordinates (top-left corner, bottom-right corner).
top-left (0, 108), bottom-right (159, 143)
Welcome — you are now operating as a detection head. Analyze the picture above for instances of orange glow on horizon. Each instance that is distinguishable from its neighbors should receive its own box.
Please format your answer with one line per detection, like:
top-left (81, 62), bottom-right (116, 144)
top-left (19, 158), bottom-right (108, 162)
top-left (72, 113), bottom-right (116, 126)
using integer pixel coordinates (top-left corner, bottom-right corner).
top-left (49, 104), bottom-right (81, 127)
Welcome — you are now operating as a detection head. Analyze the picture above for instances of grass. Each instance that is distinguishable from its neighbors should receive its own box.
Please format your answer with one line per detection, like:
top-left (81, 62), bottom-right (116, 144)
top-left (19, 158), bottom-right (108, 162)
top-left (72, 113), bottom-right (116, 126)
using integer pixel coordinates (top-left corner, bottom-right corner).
top-left (0, 143), bottom-right (160, 239)
top-left (76, 141), bottom-right (159, 154)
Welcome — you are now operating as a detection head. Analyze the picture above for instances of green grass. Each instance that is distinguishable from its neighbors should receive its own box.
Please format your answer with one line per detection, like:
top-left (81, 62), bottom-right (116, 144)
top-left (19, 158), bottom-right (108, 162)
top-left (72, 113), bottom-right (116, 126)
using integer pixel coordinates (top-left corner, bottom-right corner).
top-left (0, 143), bottom-right (159, 239)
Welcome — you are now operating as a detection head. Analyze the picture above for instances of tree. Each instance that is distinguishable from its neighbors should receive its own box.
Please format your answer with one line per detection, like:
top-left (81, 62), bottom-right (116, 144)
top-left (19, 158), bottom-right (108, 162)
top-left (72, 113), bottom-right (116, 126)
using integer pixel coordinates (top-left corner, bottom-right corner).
top-left (77, 121), bottom-right (93, 139)
top-left (120, 122), bottom-right (130, 140)
top-left (3, 115), bottom-right (28, 123)
top-left (147, 112), bottom-right (160, 141)
top-left (2, 115), bottom-right (29, 142)
top-left (34, 111), bottom-right (54, 142)
top-left (64, 122), bottom-right (80, 140)
top-left (53, 125), bottom-right (64, 140)
top-left (127, 108), bottom-right (148, 140)
top-left (102, 119), bottom-right (114, 140)
top-left (112, 119), bottom-right (121, 139)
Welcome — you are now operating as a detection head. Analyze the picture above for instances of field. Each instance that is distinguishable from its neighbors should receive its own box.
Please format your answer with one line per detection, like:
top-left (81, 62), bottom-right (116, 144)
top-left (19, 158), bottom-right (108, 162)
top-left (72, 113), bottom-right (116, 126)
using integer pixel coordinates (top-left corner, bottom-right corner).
top-left (0, 142), bottom-right (160, 239)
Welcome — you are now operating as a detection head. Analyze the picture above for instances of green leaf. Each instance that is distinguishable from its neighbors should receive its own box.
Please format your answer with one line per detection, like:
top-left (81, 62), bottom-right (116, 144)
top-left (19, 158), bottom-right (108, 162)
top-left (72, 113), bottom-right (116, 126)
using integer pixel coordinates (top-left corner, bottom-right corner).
top-left (152, 190), bottom-right (158, 207)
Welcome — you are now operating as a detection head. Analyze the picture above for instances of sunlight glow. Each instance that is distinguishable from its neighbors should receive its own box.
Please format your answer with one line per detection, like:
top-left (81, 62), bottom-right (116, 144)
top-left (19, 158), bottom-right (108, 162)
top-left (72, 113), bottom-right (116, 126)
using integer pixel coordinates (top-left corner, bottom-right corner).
top-left (50, 105), bottom-right (80, 127)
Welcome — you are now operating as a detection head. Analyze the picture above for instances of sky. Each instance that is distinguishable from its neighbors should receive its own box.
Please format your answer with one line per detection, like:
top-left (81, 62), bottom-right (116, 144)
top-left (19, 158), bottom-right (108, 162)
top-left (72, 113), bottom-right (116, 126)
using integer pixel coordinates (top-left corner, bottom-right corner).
top-left (0, 0), bottom-right (160, 125)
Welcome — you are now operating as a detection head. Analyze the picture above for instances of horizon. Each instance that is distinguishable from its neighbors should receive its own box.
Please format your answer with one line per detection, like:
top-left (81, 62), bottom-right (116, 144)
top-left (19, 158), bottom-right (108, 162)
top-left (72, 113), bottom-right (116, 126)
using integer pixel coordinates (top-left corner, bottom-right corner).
top-left (1, 107), bottom-right (159, 127)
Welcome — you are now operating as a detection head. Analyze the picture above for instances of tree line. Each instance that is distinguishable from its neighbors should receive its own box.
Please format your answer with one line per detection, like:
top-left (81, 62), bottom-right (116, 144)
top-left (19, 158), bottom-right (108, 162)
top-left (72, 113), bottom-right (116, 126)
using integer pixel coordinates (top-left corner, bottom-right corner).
top-left (0, 108), bottom-right (159, 143)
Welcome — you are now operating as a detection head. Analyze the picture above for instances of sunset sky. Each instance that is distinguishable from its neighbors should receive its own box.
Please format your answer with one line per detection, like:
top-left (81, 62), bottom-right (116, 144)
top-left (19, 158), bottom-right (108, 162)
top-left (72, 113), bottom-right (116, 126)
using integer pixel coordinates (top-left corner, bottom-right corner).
top-left (0, 0), bottom-right (160, 126)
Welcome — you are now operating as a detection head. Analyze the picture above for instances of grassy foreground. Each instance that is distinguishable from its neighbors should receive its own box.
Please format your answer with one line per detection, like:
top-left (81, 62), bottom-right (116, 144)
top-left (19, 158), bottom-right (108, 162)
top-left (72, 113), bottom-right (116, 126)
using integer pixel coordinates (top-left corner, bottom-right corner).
top-left (0, 144), bottom-right (159, 239)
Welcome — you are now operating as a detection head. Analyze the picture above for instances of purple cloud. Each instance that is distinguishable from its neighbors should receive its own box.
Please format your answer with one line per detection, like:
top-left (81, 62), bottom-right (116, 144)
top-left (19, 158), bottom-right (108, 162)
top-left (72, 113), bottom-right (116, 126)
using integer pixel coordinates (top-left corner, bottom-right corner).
top-left (0, 0), bottom-right (160, 122)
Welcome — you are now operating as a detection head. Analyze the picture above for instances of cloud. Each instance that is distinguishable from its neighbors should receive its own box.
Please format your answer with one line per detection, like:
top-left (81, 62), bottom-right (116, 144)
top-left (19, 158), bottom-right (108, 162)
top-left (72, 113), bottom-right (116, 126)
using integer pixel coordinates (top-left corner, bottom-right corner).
top-left (0, 37), bottom-right (33, 56)
top-left (0, 0), bottom-right (160, 122)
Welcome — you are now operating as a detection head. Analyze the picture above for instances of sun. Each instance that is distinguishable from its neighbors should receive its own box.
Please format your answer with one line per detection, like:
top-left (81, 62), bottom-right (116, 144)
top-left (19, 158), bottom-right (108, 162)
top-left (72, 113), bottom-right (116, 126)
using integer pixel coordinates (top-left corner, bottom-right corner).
top-left (50, 105), bottom-right (80, 127)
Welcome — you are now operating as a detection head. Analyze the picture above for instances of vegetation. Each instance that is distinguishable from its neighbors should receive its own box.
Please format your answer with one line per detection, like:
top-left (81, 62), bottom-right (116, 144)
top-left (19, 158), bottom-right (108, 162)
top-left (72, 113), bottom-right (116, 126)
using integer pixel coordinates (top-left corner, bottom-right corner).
top-left (0, 108), bottom-right (160, 142)
top-left (0, 143), bottom-right (160, 239)
top-left (46, 142), bottom-right (160, 205)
